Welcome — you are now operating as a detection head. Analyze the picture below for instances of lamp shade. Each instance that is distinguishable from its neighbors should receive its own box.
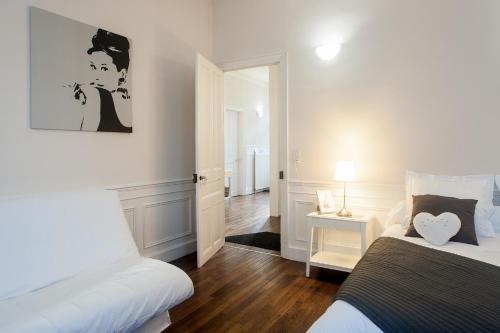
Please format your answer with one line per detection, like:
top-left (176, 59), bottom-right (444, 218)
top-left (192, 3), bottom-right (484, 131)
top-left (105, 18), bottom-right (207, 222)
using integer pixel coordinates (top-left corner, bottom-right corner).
top-left (335, 160), bottom-right (357, 182)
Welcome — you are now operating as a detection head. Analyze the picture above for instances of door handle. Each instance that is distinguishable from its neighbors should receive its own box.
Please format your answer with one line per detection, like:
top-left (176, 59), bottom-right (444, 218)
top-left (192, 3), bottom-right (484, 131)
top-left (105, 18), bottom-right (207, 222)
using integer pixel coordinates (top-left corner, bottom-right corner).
top-left (199, 175), bottom-right (208, 182)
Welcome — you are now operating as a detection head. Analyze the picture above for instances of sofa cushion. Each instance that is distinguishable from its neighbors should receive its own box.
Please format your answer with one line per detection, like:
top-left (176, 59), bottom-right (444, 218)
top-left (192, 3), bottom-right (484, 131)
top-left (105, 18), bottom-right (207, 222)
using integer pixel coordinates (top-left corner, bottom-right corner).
top-left (0, 257), bottom-right (194, 332)
top-left (0, 189), bottom-right (139, 301)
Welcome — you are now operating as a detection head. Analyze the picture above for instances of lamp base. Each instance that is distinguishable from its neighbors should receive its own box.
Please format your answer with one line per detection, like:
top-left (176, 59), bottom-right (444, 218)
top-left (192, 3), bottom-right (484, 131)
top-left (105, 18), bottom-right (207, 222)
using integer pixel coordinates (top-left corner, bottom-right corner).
top-left (336, 207), bottom-right (352, 217)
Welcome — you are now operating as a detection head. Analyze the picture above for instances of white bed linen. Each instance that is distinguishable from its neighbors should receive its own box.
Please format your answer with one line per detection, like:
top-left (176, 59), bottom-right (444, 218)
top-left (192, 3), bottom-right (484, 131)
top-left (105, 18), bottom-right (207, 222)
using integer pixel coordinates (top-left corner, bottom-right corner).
top-left (0, 190), bottom-right (139, 301)
top-left (308, 225), bottom-right (500, 333)
top-left (134, 310), bottom-right (171, 333)
top-left (0, 256), bottom-right (194, 333)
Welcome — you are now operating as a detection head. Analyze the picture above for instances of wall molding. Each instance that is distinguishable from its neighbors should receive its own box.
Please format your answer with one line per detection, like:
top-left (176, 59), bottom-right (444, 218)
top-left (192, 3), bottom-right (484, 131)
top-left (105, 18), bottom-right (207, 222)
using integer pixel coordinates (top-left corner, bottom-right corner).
top-left (217, 52), bottom-right (283, 71)
top-left (143, 197), bottom-right (193, 249)
top-left (288, 180), bottom-right (404, 212)
top-left (108, 179), bottom-right (196, 263)
top-left (288, 179), bottom-right (404, 195)
top-left (284, 179), bottom-right (500, 263)
top-left (225, 70), bottom-right (268, 88)
top-left (293, 199), bottom-right (316, 242)
top-left (284, 180), bottom-right (404, 263)
top-left (108, 178), bottom-right (192, 191)
top-left (112, 178), bottom-right (194, 201)
top-left (148, 239), bottom-right (197, 263)
top-left (225, 106), bottom-right (244, 113)
top-left (123, 207), bottom-right (137, 241)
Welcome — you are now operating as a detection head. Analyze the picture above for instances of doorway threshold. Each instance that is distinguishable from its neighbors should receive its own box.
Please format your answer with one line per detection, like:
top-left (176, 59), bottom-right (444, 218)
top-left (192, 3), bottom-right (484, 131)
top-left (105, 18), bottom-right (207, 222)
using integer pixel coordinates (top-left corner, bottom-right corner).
top-left (225, 242), bottom-right (280, 257)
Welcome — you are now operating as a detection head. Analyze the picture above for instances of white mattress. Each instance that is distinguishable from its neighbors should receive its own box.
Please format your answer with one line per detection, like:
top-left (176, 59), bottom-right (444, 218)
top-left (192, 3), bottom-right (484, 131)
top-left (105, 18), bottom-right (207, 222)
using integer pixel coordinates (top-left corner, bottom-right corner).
top-left (0, 257), bottom-right (194, 333)
top-left (308, 225), bottom-right (500, 333)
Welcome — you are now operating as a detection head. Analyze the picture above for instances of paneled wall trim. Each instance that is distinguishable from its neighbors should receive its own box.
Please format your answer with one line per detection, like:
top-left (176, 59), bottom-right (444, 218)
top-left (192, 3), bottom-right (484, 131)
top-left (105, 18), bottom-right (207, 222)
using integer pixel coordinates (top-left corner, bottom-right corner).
top-left (284, 180), bottom-right (404, 262)
top-left (111, 178), bottom-right (196, 263)
top-left (111, 178), bottom-right (495, 264)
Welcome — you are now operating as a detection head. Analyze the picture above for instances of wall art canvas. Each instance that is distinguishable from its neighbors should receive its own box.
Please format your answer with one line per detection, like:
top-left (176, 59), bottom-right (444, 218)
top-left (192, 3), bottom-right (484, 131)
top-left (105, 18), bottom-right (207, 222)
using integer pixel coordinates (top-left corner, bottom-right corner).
top-left (30, 7), bottom-right (132, 133)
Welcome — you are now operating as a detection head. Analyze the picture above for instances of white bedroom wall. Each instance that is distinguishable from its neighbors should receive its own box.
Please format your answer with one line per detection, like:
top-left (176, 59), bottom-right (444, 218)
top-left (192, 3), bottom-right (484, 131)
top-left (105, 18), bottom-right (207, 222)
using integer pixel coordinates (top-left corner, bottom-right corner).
top-left (224, 69), bottom-right (270, 195)
top-left (0, 0), bottom-right (212, 262)
top-left (213, 0), bottom-right (500, 184)
top-left (0, 0), bottom-right (212, 194)
top-left (213, 0), bottom-right (500, 260)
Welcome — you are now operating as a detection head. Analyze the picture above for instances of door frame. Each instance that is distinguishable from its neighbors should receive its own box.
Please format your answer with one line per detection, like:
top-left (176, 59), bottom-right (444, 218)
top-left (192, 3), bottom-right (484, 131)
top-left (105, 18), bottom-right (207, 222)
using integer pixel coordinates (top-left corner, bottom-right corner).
top-left (218, 53), bottom-right (289, 259)
top-left (224, 107), bottom-right (242, 197)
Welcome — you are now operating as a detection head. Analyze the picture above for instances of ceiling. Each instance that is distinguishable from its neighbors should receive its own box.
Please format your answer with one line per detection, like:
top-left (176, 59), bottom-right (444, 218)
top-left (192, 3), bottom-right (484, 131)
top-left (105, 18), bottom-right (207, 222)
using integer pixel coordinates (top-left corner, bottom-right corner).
top-left (232, 66), bottom-right (269, 83)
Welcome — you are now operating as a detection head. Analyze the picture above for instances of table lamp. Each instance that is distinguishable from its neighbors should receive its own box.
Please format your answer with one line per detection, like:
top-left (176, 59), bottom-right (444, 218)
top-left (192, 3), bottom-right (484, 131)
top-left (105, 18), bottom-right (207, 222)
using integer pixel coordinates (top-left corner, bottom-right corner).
top-left (334, 160), bottom-right (357, 217)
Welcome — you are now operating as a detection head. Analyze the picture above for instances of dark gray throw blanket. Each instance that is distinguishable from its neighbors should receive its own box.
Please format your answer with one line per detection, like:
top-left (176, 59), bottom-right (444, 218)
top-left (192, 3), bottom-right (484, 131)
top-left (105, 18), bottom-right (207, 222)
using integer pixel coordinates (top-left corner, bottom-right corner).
top-left (335, 237), bottom-right (500, 333)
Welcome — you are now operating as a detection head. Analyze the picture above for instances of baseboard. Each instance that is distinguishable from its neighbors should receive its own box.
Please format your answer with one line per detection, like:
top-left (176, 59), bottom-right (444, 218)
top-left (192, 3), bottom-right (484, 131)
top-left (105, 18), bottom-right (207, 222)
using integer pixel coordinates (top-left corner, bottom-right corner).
top-left (243, 186), bottom-right (254, 195)
top-left (282, 244), bottom-right (307, 263)
top-left (149, 238), bottom-right (197, 263)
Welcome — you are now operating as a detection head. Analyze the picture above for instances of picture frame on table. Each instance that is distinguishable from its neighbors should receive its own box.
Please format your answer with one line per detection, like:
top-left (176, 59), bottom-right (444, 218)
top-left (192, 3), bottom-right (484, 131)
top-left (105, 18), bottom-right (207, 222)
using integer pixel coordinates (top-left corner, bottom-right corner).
top-left (316, 190), bottom-right (336, 214)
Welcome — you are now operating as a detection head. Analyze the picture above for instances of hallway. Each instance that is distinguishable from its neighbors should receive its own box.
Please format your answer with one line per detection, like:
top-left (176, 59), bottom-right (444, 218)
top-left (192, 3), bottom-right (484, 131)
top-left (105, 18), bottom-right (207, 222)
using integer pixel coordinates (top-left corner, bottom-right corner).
top-left (225, 192), bottom-right (280, 236)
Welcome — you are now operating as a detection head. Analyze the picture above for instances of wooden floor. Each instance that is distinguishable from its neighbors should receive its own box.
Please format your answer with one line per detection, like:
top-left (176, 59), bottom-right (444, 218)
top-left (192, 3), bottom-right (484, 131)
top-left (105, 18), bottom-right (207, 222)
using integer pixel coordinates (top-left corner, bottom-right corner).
top-left (165, 246), bottom-right (348, 333)
top-left (225, 192), bottom-right (280, 236)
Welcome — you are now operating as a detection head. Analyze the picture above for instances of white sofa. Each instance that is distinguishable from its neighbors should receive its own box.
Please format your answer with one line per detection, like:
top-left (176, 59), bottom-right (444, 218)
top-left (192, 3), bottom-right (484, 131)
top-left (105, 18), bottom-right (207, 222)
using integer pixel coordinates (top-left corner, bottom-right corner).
top-left (0, 189), bottom-right (194, 332)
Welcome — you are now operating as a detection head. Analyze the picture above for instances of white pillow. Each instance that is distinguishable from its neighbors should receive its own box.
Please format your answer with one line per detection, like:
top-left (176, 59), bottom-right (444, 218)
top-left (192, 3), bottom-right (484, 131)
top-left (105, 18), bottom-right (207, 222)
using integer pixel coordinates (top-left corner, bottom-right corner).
top-left (404, 171), bottom-right (496, 237)
top-left (384, 200), bottom-right (405, 229)
top-left (491, 207), bottom-right (500, 233)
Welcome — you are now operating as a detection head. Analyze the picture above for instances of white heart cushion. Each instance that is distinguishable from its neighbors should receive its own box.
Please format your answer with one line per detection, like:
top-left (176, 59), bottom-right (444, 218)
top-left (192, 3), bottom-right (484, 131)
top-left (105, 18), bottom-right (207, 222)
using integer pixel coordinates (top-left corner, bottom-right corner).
top-left (413, 212), bottom-right (461, 246)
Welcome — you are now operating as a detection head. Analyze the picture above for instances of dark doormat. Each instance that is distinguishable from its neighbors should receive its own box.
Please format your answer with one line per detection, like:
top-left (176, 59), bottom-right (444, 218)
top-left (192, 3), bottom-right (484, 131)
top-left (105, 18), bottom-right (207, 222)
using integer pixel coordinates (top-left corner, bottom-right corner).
top-left (225, 232), bottom-right (280, 252)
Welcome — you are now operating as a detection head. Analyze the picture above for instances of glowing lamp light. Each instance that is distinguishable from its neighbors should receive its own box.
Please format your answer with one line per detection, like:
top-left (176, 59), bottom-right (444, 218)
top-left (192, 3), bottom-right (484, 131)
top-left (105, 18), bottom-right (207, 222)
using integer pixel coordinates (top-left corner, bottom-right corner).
top-left (315, 43), bottom-right (341, 61)
top-left (334, 160), bottom-right (357, 182)
top-left (334, 160), bottom-right (357, 217)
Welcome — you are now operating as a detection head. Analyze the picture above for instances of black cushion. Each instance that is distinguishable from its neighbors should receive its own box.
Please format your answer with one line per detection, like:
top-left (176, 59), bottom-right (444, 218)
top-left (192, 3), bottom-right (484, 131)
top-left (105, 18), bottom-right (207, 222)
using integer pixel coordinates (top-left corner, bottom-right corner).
top-left (405, 194), bottom-right (478, 245)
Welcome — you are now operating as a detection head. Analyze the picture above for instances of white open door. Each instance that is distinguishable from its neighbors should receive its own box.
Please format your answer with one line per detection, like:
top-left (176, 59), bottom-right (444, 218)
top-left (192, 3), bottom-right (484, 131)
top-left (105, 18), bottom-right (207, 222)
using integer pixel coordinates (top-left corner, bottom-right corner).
top-left (195, 54), bottom-right (225, 268)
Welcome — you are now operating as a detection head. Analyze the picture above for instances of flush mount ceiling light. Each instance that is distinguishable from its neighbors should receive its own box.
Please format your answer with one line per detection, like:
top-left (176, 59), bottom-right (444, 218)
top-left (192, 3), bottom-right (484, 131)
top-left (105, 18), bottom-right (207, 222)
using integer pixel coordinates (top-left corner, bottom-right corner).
top-left (315, 43), bottom-right (341, 61)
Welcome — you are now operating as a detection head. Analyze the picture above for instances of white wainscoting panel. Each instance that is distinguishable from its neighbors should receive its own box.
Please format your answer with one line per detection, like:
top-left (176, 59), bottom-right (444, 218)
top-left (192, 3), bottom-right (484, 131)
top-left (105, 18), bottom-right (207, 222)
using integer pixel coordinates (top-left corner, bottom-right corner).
top-left (293, 200), bottom-right (317, 242)
top-left (143, 197), bottom-right (192, 249)
top-left (284, 180), bottom-right (404, 262)
top-left (111, 179), bottom-right (196, 263)
top-left (123, 207), bottom-right (137, 243)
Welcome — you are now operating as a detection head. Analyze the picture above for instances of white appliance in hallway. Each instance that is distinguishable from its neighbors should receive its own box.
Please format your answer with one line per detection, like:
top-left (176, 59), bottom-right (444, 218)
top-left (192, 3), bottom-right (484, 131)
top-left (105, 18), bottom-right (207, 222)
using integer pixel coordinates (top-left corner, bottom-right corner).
top-left (254, 147), bottom-right (270, 192)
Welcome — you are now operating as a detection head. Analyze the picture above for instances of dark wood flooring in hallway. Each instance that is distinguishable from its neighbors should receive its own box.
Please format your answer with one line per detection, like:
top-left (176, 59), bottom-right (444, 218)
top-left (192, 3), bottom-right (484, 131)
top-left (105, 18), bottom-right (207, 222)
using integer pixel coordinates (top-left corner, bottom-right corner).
top-left (225, 191), bottom-right (280, 236)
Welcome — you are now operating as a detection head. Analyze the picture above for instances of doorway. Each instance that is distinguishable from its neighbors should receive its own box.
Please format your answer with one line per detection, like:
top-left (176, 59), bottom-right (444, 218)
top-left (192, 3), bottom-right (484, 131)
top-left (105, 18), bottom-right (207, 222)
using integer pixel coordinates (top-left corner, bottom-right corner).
top-left (223, 65), bottom-right (281, 254)
top-left (195, 53), bottom-right (287, 267)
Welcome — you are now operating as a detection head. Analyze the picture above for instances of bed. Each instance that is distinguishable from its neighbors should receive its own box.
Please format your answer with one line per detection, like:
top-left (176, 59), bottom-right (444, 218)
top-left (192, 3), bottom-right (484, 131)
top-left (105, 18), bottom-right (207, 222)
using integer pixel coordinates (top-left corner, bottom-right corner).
top-left (308, 224), bottom-right (500, 333)
top-left (309, 172), bottom-right (500, 332)
top-left (0, 189), bottom-right (193, 332)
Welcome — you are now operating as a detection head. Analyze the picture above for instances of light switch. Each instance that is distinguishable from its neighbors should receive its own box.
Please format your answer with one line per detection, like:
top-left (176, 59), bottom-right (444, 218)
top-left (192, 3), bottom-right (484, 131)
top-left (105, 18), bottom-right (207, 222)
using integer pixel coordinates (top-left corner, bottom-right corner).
top-left (292, 149), bottom-right (302, 163)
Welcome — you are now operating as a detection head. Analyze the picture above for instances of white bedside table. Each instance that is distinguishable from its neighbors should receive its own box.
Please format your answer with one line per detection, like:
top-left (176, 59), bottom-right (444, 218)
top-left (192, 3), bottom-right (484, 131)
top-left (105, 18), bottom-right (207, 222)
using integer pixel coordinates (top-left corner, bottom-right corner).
top-left (305, 212), bottom-right (370, 277)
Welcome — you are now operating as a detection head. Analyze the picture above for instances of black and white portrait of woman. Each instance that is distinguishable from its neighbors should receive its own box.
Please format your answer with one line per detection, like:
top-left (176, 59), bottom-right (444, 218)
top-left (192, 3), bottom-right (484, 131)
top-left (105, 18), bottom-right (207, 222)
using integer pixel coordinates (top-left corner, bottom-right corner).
top-left (30, 7), bottom-right (133, 133)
